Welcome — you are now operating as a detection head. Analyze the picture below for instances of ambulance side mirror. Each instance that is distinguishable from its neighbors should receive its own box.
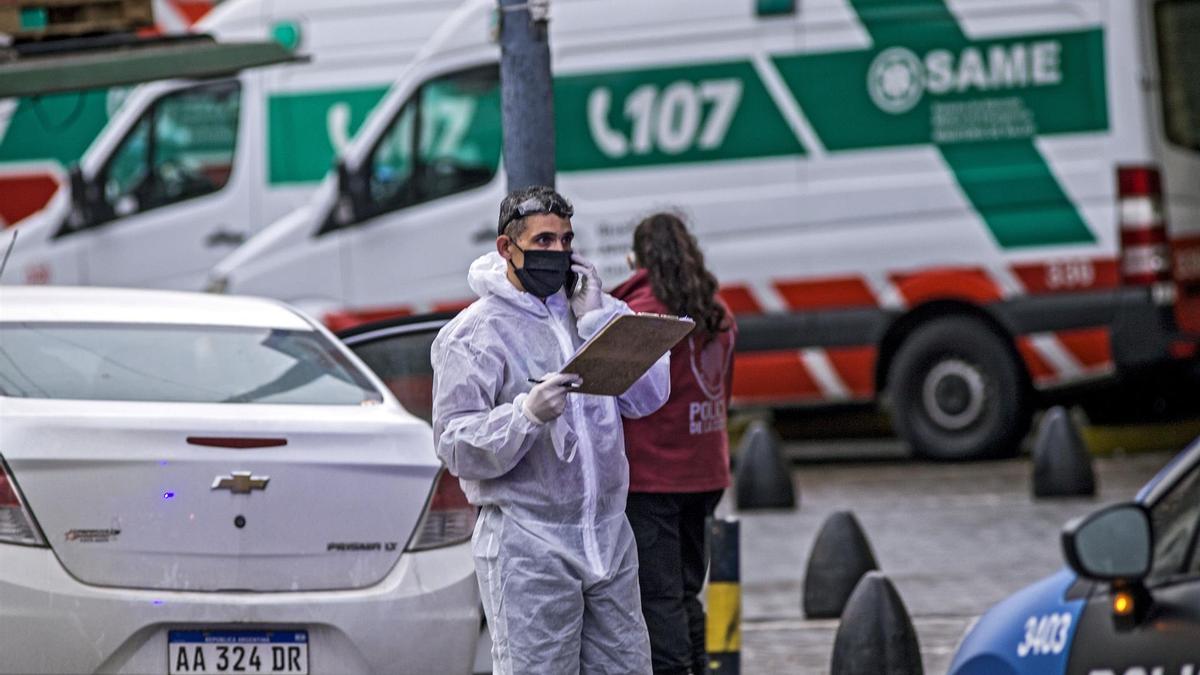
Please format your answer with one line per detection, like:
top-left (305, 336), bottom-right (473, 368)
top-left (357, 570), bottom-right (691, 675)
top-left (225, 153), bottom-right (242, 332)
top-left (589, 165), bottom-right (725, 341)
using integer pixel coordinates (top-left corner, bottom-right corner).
top-left (63, 165), bottom-right (95, 233)
top-left (333, 159), bottom-right (367, 227)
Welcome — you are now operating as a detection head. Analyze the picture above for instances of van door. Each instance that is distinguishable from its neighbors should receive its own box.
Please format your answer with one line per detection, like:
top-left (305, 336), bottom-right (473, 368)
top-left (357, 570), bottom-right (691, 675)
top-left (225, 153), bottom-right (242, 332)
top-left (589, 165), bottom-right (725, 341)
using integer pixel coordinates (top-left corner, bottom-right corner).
top-left (1151, 0), bottom-right (1200, 337)
top-left (72, 79), bottom-right (249, 290)
top-left (338, 63), bottom-right (504, 315)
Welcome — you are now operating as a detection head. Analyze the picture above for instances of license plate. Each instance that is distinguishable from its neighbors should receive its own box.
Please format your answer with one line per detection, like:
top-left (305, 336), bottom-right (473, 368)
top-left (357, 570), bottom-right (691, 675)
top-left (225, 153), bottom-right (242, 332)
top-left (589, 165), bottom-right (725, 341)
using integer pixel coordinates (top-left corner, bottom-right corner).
top-left (168, 630), bottom-right (308, 674)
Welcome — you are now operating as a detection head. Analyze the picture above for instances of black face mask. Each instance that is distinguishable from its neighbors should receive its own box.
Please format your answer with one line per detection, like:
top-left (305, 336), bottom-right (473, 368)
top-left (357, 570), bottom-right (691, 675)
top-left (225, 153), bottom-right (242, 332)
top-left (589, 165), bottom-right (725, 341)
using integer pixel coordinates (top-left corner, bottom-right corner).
top-left (510, 244), bottom-right (576, 299)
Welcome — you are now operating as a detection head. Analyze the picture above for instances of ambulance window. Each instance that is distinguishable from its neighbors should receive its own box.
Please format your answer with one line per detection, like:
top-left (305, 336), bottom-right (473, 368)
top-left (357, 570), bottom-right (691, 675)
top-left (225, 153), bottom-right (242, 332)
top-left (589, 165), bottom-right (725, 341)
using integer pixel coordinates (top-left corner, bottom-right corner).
top-left (151, 83), bottom-right (240, 205)
top-left (416, 65), bottom-right (501, 201)
top-left (1156, 0), bottom-right (1200, 151)
top-left (95, 81), bottom-right (240, 223)
top-left (103, 117), bottom-right (151, 212)
top-left (368, 101), bottom-right (417, 210)
top-left (362, 64), bottom-right (500, 220)
top-left (1148, 460), bottom-right (1200, 582)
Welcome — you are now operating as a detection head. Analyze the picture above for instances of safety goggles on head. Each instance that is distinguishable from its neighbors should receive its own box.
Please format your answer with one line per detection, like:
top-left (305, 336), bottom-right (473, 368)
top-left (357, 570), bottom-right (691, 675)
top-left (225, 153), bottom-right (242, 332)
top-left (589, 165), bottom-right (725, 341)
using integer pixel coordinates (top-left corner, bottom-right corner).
top-left (499, 195), bottom-right (575, 235)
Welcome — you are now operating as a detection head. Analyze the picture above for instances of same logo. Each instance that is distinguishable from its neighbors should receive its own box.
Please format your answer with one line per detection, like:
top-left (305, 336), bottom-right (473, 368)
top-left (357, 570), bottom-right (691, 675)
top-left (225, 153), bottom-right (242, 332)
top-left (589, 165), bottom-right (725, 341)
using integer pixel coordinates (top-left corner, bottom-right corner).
top-left (867, 47), bottom-right (926, 115)
top-left (867, 40), bottom-right (1066, 116)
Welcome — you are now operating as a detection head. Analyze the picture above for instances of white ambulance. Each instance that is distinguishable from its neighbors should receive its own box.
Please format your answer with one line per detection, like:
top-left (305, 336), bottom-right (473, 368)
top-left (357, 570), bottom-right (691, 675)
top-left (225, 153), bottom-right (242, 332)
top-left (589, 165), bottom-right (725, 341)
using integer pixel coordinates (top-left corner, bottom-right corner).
top-left (213, 0), bottom-right (1200, 460)
top-left (0, 0), bottom-right (217, 229)
top-left (3, 0), bottom-right (459, 290)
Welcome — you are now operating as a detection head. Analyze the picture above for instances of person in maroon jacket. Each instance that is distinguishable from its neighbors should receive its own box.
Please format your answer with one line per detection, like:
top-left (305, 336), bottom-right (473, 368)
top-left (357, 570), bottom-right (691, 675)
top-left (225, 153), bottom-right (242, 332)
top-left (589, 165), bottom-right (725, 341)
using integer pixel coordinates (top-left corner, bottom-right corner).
top-left (610, 212), bottom-right (736, 675)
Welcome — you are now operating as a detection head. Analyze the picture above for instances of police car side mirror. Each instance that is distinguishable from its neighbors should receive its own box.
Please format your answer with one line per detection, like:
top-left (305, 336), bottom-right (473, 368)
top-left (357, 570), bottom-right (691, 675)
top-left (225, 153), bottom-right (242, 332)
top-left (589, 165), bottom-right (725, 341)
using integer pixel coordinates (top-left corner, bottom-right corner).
top-left (1062, 503), bottom-right (1152, 582)
top-left (1062, 502), bottom-right (1154, 630)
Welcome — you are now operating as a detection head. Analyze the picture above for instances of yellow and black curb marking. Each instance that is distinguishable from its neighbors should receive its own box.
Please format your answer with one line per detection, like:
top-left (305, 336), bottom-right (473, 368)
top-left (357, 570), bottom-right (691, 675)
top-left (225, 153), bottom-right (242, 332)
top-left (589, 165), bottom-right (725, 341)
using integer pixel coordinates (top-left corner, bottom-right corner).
top-left (706, 518), bottom-right (740, 674)
top-left (1081, 419), bottom-right (1200, 457)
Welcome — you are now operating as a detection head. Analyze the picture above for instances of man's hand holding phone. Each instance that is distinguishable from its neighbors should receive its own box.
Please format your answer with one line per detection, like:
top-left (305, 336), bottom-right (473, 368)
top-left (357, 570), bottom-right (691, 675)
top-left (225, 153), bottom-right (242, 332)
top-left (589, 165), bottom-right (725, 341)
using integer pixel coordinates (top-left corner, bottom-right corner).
top-left (569, 253), bottom-right (602, 318)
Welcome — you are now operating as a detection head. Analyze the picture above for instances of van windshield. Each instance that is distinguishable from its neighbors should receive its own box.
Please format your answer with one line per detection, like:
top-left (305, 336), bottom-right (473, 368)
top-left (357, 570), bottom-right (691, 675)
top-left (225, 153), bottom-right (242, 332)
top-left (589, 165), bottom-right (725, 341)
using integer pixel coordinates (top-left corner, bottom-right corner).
top-left (1156, 0), bottom-right (1200, 152)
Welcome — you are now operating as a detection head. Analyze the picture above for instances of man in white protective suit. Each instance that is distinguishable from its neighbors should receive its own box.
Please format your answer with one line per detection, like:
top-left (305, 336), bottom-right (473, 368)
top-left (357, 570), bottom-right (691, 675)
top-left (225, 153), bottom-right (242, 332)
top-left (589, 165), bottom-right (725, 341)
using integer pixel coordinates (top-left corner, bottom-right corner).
top-left (431, 185), bottom-right (670, 674)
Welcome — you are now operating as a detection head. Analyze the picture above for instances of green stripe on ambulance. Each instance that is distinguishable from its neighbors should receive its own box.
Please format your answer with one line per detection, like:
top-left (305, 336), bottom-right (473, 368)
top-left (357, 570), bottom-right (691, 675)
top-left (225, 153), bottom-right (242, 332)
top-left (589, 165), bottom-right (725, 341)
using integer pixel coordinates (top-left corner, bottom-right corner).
top-left (846, 0), bottom-right (1100, 248)
top-left (0, 90), bottom-right (114, 166)
top-left (267, 87), bottom-right (389, 184)
top-left (559, 2), bottom-right (1105, 249)
top-left (773, 30), bottom-right (1107, 150)
top-left (555, 60), bottom-right (804, 172)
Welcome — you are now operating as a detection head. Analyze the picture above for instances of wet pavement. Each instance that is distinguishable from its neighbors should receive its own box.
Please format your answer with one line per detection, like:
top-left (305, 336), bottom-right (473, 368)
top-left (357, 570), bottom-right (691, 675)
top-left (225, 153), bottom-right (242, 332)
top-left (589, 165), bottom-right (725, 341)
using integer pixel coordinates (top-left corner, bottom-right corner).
top-left (719, 437), bottom-right (1179, 674)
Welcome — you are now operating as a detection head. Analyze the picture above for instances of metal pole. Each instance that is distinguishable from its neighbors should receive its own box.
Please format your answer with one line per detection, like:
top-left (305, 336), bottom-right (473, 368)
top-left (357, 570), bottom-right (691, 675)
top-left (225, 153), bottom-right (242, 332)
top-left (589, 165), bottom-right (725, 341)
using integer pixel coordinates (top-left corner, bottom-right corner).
top-left (706, 517), bottom-right (740, 674)
top-left (498, 0), bottom-right (556, 191)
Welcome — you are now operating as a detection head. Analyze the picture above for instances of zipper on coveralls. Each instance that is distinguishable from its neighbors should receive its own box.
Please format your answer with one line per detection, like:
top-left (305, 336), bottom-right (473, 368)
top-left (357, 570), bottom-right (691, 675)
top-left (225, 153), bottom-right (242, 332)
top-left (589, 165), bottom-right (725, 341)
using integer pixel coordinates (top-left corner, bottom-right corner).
top-left (547, 304), bottom-right (603, 576)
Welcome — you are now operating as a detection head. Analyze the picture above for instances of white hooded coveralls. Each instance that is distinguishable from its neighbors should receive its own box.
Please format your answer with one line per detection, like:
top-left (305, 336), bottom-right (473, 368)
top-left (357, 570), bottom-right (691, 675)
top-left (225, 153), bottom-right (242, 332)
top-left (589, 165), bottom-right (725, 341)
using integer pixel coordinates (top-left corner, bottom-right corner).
top-left (431, 253), bottom-right (670, 674)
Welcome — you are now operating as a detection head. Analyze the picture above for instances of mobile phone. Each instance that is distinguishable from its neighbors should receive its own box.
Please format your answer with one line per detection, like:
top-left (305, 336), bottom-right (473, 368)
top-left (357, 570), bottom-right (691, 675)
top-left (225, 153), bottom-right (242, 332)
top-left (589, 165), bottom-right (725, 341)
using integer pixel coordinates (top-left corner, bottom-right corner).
top-left (565, 270), bottom-right (578, 298)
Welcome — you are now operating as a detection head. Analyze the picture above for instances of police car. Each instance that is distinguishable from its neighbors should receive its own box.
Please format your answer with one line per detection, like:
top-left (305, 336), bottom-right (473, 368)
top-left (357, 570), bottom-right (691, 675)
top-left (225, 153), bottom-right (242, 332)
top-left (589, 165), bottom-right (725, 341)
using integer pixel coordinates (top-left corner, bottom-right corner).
top-left (948, 436), bottom-right (1200, 674)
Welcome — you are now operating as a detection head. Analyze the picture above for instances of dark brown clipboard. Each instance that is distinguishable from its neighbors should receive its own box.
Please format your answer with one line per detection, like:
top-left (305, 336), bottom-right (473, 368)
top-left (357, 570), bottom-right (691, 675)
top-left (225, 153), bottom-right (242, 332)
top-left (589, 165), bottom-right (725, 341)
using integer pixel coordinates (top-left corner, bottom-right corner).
top-left (560, 312), bottom-right (695, 396)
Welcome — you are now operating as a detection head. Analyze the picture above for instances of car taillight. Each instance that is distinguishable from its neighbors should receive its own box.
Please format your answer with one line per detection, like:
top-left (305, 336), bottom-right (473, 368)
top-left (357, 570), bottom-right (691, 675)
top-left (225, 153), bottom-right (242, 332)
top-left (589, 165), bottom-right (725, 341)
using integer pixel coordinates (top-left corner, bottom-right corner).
top-left (1118, 166), bottom-right (1173, 289)
top-left (0, 457), bottom-right (45, 547)
top-left (406, 467), bottom-right (476, 552)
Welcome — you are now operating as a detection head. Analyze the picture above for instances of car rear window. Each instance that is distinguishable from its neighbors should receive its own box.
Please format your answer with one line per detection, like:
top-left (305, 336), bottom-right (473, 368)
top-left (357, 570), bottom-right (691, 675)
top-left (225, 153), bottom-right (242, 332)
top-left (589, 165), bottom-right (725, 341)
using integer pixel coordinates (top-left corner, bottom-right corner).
top-left (1156, 0), bottom-right (1200, 152)
top-left (0, 323), bottom-right (384, 406)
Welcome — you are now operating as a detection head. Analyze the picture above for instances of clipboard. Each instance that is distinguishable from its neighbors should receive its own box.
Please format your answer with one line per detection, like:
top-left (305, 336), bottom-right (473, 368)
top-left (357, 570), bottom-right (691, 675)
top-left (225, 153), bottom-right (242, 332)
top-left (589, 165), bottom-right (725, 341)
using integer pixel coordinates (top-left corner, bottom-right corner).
top-left (560, 312), bottom-right (695, 396)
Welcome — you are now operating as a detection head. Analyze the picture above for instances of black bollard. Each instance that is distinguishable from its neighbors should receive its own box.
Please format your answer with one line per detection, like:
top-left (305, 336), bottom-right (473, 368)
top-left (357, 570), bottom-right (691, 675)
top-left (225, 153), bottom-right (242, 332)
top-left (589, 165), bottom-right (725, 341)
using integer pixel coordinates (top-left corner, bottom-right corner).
top-left (803, 511), bottom-right (879, 619)
top-left (830, 572), bottom-right (923, 675)
top-left (734, 420), bottom-right (796, 510)
top-left (1032, 406), bottom-right (1096, 498)
top-left (706, 518), bottom-right (740, 674)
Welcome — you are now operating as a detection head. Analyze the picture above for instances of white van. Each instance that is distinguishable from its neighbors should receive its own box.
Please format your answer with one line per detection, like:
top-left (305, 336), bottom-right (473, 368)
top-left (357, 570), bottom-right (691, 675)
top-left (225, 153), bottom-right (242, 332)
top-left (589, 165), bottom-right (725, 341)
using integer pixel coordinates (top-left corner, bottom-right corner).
top-left (213, 0), bottom-right (1200, 460)
top-left (0, 0), bottom-right (217, 229)
top-left (3, 0), bottom-right (459, 290)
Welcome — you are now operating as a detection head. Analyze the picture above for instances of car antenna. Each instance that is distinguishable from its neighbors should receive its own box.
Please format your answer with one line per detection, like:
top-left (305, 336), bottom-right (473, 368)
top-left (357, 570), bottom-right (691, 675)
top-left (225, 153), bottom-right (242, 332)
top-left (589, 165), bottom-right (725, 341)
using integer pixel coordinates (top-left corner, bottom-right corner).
top-left (0, 229), bottom-right (16, 283)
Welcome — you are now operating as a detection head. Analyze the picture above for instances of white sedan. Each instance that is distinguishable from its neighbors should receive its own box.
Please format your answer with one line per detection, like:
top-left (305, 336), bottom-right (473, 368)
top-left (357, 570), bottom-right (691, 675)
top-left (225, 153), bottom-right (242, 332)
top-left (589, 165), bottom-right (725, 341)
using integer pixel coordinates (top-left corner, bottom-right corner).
top-left (0, 286), bottom-right (481, 675)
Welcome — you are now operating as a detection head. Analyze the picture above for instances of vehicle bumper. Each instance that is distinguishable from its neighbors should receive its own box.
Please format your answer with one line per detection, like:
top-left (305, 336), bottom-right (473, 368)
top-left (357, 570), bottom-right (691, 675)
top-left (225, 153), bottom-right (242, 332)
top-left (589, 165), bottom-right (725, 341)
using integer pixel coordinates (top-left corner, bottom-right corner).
top-left (1110, 286), bottom-right (1197, 369)
top-left (0, 542), bottom-right (480, 674)
top-left (997, 286), bottom-right (1197, 373)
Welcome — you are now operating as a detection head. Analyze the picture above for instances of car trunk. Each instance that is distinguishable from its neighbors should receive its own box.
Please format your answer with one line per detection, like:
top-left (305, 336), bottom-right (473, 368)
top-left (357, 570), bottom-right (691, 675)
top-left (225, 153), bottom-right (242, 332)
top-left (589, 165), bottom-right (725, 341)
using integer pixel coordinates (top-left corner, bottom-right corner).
top-left (1, 399), bottom-right (438, 592)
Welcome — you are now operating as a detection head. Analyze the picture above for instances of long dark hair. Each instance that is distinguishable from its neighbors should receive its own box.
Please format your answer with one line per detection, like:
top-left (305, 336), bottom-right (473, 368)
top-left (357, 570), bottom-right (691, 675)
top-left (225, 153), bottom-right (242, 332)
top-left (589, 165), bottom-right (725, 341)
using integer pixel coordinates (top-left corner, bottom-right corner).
top-left (633, 212), bottom-right (728, 339)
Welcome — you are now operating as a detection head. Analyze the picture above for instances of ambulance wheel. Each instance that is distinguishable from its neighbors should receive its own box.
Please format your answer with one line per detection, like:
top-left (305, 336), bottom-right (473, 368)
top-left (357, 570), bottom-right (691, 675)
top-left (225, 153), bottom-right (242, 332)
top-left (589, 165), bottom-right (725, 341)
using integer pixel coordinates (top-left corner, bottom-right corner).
top-left (888, 317), bottom-right (1030, 461)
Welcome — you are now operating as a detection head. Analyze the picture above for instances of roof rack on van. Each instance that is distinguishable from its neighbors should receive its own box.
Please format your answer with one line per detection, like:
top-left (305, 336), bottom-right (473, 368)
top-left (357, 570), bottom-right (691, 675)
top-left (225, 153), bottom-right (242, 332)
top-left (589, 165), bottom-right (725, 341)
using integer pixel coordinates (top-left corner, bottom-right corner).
top-left (0, 31), bottom-right (305, 98)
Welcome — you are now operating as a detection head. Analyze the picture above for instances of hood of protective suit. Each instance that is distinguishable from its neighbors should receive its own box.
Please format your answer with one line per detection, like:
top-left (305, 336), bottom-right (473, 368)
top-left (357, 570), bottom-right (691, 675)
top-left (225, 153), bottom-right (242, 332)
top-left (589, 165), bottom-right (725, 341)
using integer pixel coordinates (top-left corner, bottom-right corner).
top-left (467, 252), bottom-right (518, 301)
top-left (467, 252), bottom-right (561, 316)
top-left (431, 252), bottom-right (670, 577)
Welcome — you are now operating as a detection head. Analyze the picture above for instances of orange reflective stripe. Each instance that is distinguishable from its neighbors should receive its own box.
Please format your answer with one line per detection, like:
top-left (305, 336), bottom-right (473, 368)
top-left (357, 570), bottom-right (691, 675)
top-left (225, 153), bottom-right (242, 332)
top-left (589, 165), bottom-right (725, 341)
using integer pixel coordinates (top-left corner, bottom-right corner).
top-left (0, 174), bottom-right (59, 227)
top-left (717, 286), bottom-right (764, 315)
top-left (772, 277), bottom-right (877, 310)
top-left (1010, 259), bottom-right (1119, 294)
top-left (1016, 337), bottom-right (1057, 385)
top-left (1057, 327), bottom-right (1112, 370)
top-left (890, 268), bottom-right (1002, 305)
top-left (826, 346), bottom-right (876, 397)
top-left (323, 306), bottom-right (414, 332)
top-left (732, 351), bottom-right (821, 402)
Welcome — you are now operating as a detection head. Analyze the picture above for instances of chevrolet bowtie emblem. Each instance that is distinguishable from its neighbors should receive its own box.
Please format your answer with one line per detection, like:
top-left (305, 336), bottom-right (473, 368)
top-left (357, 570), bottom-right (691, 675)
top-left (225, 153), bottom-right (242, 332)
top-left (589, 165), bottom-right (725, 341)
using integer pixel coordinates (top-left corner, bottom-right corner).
top-left (211, 471), bottom-right (270, 494)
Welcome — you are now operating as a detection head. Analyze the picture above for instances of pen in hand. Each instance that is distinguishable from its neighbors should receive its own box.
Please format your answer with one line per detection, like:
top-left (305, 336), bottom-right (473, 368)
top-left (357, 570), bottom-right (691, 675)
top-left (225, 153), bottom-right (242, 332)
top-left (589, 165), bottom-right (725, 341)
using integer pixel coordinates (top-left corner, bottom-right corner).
top-left (527, 377), bottom-right (582, 389)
